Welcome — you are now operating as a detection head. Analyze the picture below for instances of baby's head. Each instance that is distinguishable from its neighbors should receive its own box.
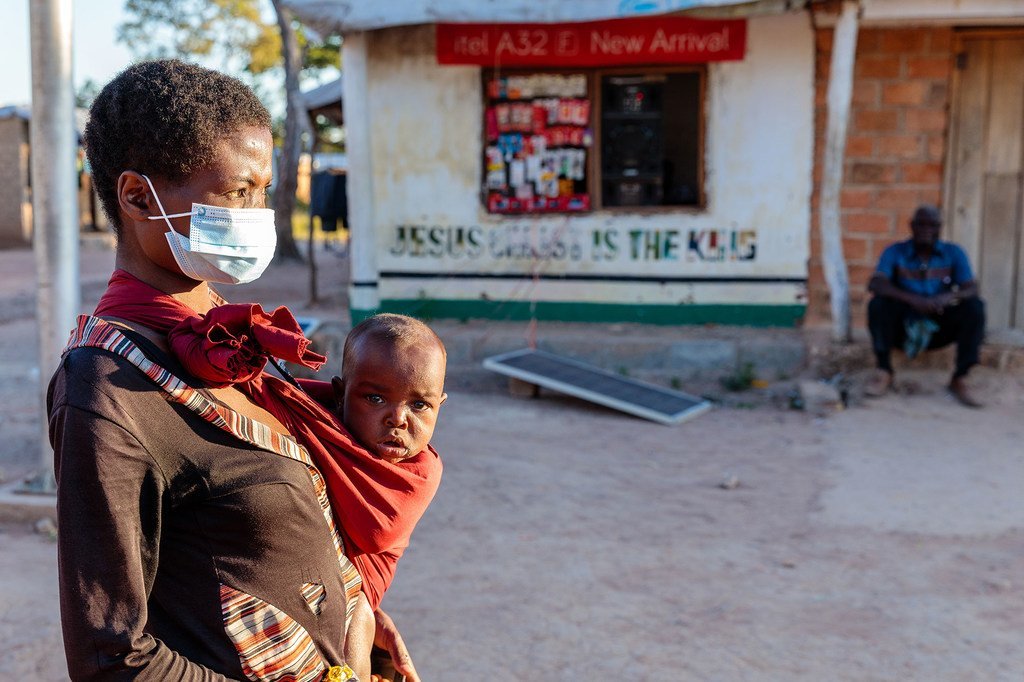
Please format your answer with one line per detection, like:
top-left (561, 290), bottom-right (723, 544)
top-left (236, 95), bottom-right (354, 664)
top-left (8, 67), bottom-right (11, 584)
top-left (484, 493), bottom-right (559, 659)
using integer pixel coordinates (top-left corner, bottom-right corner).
top-left (335, 314), bottom-right (447, 462)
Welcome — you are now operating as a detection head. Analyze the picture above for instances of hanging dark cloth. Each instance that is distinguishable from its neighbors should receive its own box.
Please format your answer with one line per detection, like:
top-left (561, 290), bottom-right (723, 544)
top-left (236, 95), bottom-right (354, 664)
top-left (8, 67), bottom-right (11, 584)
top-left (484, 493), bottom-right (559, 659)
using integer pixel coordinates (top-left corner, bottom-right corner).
top-left (310, 171), bottom-right (348, 232)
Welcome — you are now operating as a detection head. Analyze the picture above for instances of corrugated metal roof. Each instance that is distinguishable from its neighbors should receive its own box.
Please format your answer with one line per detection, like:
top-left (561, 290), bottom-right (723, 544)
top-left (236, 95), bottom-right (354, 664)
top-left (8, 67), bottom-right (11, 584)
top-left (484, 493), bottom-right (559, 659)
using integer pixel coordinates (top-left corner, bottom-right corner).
top-left (302, 77), bottom-right (344, 111)
top-left (281, 0), bottom-right (767, 34)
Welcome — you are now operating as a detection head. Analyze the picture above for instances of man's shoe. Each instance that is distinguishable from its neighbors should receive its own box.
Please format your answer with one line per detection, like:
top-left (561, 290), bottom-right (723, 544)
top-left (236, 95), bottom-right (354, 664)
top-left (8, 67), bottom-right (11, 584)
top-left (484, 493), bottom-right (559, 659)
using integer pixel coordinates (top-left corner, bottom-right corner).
top-left (864, 369), bottom-right (893, 398)
top-left (948, 376), bottom-right (983, 408)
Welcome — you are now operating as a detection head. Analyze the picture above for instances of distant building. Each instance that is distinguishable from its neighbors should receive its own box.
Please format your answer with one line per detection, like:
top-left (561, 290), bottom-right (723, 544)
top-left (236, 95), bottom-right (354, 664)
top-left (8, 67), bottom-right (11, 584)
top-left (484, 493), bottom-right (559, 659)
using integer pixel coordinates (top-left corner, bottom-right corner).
top-left (0, 106), bottom-right (32, 246)
top-left (0, 105), bottom-right (99, 248)
top-left (283, 0), bottom-right (1024, 334)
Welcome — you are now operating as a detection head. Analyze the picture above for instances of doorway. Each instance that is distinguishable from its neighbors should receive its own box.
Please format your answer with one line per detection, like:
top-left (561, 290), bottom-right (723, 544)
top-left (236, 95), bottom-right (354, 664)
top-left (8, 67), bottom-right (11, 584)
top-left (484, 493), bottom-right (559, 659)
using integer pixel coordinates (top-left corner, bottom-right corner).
top-left (947, 34), bottom-right (1024, 333)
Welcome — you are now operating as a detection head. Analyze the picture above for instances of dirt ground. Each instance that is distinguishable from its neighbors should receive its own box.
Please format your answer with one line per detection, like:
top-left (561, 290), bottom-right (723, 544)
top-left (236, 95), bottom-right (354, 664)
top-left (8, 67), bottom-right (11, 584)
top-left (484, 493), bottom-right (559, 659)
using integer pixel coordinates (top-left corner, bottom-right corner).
top-left (2, 245), bottom-right (1023, 681)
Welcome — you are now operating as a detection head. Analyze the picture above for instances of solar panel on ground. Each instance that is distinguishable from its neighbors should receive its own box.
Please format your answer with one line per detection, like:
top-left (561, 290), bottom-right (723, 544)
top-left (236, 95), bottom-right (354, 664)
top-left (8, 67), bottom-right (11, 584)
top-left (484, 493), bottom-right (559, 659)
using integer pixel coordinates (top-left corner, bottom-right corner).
top-left (483, 349), bottom-right (712, 425)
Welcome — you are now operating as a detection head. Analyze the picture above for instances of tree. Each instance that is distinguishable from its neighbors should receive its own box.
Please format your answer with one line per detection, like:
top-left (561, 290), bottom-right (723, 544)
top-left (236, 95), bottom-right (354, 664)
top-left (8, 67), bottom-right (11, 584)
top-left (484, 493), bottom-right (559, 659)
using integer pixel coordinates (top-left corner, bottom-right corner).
top-left (117, 0), bottom-right (341, 262)
top-left (75, 78), bottom-right (101, 108)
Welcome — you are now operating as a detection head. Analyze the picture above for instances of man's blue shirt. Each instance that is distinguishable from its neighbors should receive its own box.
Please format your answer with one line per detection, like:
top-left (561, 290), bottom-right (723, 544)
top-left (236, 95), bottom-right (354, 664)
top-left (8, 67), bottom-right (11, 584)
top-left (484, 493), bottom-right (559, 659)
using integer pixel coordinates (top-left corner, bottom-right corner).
top-left (874, 239), bottom-right (974, 297)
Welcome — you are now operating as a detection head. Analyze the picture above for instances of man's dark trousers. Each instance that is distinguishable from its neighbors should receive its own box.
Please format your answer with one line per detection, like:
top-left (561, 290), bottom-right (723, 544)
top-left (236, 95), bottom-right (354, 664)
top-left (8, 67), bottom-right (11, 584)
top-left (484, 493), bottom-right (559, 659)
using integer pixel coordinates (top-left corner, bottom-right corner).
top-left (867, 296), bottom-right (985, 378)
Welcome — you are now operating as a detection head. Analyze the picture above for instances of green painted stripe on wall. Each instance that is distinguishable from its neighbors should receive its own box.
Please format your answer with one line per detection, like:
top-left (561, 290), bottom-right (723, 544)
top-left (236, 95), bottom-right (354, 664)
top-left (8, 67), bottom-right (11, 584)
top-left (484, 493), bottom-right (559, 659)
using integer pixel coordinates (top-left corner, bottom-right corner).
top-left (352, 300), bottom-right (806, 327)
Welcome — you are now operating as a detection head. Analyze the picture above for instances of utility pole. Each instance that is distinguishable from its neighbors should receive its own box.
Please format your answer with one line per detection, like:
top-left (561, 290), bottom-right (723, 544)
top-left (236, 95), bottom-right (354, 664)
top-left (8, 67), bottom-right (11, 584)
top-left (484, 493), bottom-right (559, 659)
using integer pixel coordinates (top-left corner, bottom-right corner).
top-left (23, 0), bottom-right (79, 493)
top-left (819, 0), bottom-right (860, 342)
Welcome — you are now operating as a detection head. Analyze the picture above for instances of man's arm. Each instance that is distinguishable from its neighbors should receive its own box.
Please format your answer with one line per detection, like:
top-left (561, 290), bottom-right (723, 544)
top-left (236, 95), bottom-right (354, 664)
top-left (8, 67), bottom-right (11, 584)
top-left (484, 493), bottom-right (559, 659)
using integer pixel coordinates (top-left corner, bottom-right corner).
top-left (868, 274), bottom-right (939, 314)
top-left (955, 279), bottom-right (979, 300)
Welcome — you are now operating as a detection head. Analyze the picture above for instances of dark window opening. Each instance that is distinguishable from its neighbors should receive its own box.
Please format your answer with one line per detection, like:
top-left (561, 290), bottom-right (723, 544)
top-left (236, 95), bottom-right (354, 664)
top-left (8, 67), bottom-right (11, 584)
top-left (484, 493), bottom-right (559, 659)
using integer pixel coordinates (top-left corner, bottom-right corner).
top-left (601, 72), bottom-right (701, 208)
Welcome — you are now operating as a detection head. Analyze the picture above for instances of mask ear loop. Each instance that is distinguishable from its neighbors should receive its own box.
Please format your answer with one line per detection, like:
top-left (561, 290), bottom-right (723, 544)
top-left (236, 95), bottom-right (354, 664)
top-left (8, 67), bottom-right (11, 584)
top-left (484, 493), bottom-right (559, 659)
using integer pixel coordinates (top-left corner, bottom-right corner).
top-left (142, 174), bottom-right (193, 228)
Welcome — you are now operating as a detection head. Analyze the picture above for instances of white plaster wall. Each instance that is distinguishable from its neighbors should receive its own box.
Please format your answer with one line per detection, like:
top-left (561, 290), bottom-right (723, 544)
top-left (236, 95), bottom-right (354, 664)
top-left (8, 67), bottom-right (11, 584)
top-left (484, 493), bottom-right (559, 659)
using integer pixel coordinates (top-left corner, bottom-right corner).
top-left (365, 14), bottom-right (814, 305)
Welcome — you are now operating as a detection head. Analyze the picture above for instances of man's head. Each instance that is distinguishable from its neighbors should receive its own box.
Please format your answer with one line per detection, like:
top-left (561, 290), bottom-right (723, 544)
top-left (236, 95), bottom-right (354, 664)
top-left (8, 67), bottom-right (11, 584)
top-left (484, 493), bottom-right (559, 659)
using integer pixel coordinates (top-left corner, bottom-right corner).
top-left (910, 204), bottom-right (942, 252)
top-left (337, 314), bottom-right (447, 463)
top-left (84, 59), bottom-right (272, 238)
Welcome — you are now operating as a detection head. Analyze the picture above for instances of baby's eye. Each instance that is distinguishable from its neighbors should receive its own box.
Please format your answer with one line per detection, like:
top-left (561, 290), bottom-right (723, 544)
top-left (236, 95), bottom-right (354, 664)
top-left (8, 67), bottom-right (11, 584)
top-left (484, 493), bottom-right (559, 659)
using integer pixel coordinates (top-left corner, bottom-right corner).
top-left (412, 400), bottom-right (430, 411)
top-left (365, 394), bottom-right (384, 405)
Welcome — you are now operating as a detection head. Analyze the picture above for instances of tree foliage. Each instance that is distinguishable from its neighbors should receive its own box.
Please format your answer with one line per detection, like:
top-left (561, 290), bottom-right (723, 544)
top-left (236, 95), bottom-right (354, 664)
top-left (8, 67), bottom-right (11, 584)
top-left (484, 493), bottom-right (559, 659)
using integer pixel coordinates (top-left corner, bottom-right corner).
top-left (117, 0), bottom-right (342, 263)
top-left (118, 0), bottom-right (339, 77)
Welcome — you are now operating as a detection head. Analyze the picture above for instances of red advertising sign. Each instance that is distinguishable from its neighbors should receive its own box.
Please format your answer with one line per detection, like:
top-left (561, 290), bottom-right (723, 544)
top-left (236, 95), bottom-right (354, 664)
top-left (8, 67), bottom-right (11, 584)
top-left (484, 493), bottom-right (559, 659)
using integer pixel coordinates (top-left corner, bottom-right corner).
top-left (437, 17), bottom-right (746, 67)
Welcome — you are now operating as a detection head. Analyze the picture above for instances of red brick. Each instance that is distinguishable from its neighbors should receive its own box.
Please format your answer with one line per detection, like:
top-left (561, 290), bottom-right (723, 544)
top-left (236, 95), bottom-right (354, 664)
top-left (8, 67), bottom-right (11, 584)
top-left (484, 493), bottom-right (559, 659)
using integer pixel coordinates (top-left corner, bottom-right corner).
top-left (928, 28), bottom-right (953, 53)
top-left (875, 188), bottom-right (922, 210)
top-left (841, 188), bottom-right (875, 209)
top-left (864, 238), bottom-right (882, 263)
top-left (815, 83), bottom-right (828, 107)
top-left (883, 81), bottom-right (929, 106)
top-left (926, 82), bottom-right (949, 108)
top-left (848, 264), bottom-right (880, 287)
top-left (846, 135), bottom-right (875, 158)
top-left (842, 235), bottom-right (870, 261)
top-left (876, 135), bottom-right (923, 159)
top-left (849, 162), bottom-right (897, 184)
top-left (807, 263), bottom-right (825, 286)
top-left (854, 109), bottom-right (899, 132)
top-left (926, 135), bottom-right (946, 161)
top-left (816, 57), bottom-right (830, 82)
top-left (844, 212), bottom-right (894, 234)
top-left (852, 80), bottom-right (880, 107)
top-left (918, 187), bottom-right (942, 206)
top-left (904, 108), bottom-right (946, 133)
top-left (856, 55), bottom-right (902, 79)
top-left (878, 29), bottom-right (928, 54)
top-left (856, 29), bottom-right (884, 55)
top-left (907, 56), bottom-right (952, 79)
top-left (816, 29), bottom-right (833, 52)
top-left (902, 162), bottom-right (943, 184)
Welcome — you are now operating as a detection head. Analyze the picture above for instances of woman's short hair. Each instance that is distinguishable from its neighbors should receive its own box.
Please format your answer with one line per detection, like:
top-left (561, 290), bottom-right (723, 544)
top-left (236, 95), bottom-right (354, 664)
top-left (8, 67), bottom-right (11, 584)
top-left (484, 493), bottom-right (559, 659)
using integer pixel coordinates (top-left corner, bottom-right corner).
top-left (83, 59), bottom-right (271, 235)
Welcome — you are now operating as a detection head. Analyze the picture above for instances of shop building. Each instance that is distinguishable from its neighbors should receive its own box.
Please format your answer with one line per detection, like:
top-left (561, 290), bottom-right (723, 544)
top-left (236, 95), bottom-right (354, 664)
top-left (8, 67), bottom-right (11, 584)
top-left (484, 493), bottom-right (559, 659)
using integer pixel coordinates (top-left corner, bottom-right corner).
top-left (284, 0), bottom-right (1024, 336)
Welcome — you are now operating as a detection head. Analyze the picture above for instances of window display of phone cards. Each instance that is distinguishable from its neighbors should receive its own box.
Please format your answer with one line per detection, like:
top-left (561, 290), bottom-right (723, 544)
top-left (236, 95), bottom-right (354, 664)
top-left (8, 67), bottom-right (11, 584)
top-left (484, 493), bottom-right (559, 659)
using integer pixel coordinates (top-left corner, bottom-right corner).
top-left (484, 73), bottom-right (592, 214)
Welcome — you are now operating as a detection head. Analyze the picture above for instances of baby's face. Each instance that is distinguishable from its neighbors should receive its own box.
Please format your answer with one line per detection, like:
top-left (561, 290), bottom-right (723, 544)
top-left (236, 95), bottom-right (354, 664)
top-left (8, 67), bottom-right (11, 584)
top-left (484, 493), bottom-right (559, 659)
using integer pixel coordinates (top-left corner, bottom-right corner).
top-left (341, 338), bottom-right (447, 463)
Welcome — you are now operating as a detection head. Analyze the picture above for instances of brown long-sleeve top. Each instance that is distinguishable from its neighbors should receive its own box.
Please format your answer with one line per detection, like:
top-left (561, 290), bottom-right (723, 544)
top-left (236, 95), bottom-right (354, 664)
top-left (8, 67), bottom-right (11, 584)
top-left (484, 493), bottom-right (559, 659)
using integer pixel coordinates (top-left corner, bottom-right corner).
top-left (48, 328), bottom-right (353, 681)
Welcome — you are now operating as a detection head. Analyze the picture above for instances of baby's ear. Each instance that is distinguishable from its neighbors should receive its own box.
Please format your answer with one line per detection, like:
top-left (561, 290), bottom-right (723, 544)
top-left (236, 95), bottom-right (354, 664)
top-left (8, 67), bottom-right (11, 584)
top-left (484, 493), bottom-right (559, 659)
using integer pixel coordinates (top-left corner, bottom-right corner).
top-left (331, 376), bottom-right (345, 413)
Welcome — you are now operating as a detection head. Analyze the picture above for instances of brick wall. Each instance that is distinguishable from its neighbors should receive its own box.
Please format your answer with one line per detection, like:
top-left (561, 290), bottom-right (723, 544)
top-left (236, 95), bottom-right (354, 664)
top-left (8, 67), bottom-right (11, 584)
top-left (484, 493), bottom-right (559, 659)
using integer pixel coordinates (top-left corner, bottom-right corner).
top-left (808, 27), bottom-right (954, 327)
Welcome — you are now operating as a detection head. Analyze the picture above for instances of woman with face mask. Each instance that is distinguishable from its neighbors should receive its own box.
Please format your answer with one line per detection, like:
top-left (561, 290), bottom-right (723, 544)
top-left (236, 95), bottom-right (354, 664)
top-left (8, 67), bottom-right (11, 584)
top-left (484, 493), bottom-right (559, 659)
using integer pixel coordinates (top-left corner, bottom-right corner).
top-left (48, 60), bottom-right (419, 682)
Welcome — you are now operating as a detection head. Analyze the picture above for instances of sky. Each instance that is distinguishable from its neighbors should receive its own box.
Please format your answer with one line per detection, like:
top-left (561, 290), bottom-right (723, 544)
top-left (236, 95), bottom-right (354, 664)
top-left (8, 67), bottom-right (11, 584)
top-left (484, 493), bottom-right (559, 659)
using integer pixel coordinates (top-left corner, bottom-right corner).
top-left (1, 0), bottom-right (136, 106)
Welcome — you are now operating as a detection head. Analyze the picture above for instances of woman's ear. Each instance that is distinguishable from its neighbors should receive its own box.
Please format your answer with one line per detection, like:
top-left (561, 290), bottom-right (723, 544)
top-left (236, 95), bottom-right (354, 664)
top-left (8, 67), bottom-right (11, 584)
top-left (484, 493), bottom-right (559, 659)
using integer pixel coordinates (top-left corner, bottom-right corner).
top-left (331, 376), bottom-right (345, 413)
top-left (117, 171), bottom-right (155, 223)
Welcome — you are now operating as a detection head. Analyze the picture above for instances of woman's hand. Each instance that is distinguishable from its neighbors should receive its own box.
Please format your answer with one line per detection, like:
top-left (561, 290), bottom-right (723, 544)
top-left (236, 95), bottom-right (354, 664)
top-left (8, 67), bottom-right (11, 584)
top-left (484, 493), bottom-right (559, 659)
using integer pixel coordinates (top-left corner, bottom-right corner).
top-left (372, 608), bottom-right (419, 682)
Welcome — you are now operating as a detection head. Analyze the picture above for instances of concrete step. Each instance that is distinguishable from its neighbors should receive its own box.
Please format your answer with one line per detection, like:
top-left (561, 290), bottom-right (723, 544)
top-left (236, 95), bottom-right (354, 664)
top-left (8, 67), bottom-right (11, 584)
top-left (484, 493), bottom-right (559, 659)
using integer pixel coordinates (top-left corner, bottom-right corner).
top-left (297, 319), bottom-right (1024, 396)
top-left (300, 318), bottom-right (809, 392)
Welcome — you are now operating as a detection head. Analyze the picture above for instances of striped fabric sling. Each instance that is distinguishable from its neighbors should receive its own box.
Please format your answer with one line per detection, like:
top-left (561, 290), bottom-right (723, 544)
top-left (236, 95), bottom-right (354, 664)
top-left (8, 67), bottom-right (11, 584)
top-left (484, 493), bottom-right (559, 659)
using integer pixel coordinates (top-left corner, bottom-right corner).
top-left (64, 315), bottom-right (362, 682)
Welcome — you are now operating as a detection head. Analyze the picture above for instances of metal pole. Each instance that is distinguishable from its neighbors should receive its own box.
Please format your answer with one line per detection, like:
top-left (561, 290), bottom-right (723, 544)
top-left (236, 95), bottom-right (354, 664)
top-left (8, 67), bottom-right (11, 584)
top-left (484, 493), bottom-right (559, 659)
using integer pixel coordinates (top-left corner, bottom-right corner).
top-left (23, 0), bottom-right (79, 493)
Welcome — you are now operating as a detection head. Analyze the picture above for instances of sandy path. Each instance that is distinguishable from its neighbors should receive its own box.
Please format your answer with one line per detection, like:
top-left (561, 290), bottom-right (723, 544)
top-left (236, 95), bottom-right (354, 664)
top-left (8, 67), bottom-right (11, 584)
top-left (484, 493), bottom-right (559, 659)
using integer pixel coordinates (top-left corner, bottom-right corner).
top-left (2, 246), bottom-right (1022, 680)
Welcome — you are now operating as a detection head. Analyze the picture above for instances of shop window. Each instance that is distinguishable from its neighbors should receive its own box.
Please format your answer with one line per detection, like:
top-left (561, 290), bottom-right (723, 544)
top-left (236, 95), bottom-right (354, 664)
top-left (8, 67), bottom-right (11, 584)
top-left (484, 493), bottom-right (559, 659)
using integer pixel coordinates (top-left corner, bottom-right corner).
top-left (482, 68), bottom-right (704, 214)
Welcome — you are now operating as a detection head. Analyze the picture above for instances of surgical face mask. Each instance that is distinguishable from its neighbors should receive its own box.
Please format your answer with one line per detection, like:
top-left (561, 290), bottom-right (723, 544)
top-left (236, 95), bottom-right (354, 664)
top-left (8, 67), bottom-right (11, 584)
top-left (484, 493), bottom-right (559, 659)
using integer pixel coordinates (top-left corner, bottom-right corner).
top-left (143, 174), bottom-right (277, 285)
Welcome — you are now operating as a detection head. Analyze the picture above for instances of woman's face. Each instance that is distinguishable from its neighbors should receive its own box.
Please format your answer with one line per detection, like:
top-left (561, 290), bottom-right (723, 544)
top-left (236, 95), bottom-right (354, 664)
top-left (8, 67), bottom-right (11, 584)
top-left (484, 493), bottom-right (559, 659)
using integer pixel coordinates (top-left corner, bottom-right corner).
top-left (133, 125), bottom-right (274, 280)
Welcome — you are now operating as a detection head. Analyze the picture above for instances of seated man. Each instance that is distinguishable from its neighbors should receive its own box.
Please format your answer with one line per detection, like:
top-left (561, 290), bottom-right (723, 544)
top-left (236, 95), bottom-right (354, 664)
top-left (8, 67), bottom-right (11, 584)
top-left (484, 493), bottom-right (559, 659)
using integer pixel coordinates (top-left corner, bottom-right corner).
top-left (865, 204), bottom-right (986, 407)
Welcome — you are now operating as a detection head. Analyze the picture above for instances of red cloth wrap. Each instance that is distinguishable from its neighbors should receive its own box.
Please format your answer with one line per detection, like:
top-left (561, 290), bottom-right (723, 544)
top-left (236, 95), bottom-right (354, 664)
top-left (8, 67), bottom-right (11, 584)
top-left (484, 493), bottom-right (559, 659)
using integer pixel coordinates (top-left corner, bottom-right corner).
top-left (94, 270), bottom-right (442, 609)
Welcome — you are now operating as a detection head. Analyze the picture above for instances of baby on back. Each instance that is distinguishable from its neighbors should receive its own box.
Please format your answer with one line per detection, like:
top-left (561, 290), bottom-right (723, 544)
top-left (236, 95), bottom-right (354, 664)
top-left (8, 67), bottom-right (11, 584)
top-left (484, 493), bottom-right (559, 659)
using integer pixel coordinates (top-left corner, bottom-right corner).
top-left (331, 314), bottom-right (448, 681)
